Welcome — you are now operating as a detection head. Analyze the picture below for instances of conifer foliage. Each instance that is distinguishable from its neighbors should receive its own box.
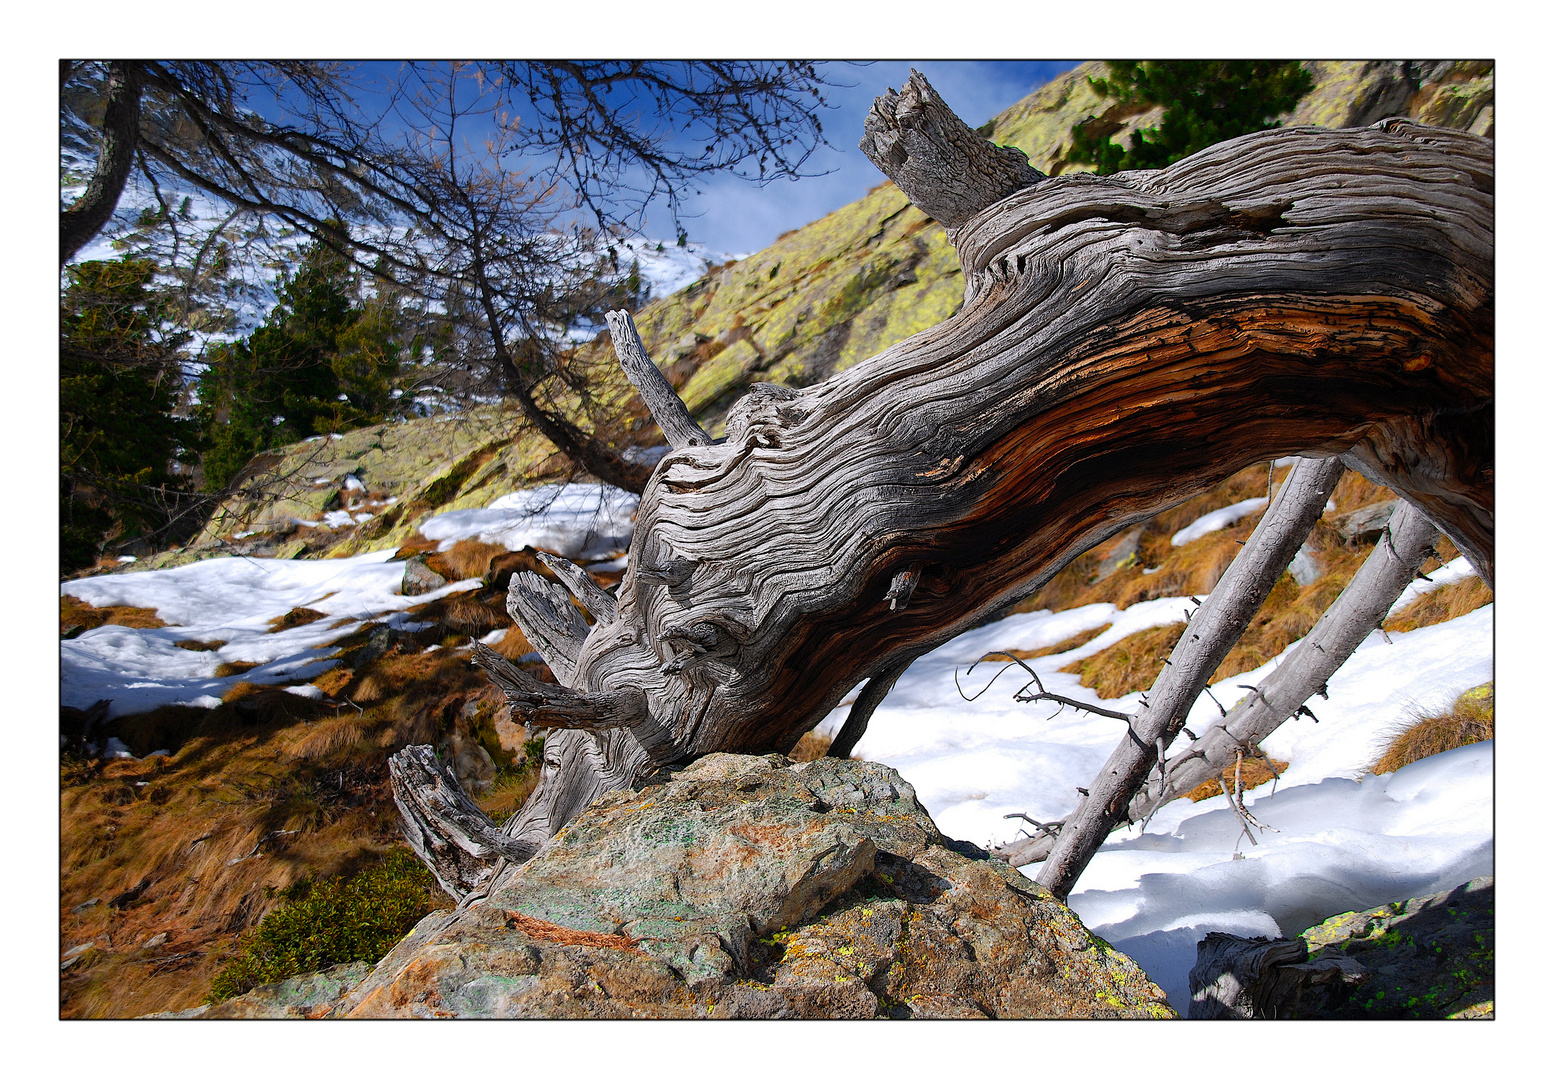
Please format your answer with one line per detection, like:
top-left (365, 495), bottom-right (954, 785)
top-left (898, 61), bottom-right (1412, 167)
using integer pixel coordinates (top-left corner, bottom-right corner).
top-left (1066, 61), bottom-right (1315, 175)
top-left (196, 241), bottom-right (405, 492)
top-left (60, 258), bottom-right (197, 572)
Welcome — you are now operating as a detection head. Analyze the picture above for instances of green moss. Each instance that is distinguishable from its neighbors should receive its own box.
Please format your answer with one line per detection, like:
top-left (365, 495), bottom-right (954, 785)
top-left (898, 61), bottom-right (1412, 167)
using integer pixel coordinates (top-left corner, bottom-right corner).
top-left (207, 849), bottom-right (440, 1002)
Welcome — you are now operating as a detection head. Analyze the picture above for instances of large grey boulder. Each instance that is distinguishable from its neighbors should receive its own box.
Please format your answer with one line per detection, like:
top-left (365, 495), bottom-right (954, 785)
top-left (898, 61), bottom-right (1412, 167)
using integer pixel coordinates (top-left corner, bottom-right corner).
top-left (330, 754), bottom-right (1174, 1018)
top-left (1332, 499), bottom-right (1401, 545)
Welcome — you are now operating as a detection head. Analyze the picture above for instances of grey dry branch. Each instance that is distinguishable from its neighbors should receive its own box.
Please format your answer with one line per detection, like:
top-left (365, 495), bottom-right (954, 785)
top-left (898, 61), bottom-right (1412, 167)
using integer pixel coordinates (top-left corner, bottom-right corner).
top-left (391, 72), bottom-right (1491, 887)
top-left (994, 495), bottom-right (1446, 870)
top-left (1034, 456), bottom-right (1345, 901)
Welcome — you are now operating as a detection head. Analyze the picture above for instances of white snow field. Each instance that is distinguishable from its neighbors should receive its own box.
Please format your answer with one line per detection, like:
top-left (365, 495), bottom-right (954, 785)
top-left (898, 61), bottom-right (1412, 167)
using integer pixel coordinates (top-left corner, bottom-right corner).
top-left (61, 482), bottom-right (1492, 1013)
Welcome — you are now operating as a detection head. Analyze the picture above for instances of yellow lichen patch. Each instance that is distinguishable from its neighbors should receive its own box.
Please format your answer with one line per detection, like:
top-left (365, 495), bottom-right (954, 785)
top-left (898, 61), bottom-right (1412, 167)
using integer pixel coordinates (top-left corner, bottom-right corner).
top-left (1370, 683), bottom-right (1492, 775)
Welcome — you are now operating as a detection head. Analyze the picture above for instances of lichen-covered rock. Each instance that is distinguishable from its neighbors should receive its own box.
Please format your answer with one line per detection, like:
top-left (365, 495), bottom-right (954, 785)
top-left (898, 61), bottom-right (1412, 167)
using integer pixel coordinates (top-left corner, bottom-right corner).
top-left (142, 962), bottom-right (372, 1019)
top-left (331, 754), bottom-right (1174, 1018)
top-left (1292, 876), bottom-right (1494, 1018)
top-left (1187, 876), bottom-right (1493, 1019)
top-left (401, 555), bottom-right (448, 596)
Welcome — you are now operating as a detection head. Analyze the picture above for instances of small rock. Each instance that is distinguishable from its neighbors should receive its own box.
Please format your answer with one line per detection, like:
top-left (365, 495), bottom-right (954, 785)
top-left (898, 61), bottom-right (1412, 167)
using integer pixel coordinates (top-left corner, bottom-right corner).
top-left (402, 555), bottom-right (448, 596)
top-left (140, 932), bottom-right (169, 951)
top-left (1092, 526), bottom-right (1144, 583)
top-left (1287, 541), bottom-right (1322, 587)
top-left (70, 898), bottom-right (101, 914)
top-left (1332, 499), bottom-right (1400, 545)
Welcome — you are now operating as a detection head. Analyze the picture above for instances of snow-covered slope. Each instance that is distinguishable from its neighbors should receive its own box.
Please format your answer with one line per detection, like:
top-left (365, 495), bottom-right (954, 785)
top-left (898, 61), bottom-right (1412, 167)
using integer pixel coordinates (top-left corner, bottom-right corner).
top-left (61, 479), bottom-right (1493, 1010)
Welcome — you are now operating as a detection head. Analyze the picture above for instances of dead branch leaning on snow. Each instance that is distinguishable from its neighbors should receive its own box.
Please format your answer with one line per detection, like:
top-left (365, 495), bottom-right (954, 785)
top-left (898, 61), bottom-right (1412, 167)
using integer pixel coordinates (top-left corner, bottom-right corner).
top-left (995, 496), bottom-right (1445, 869)
top-left (1035, 457), bottom-right (1345, 901)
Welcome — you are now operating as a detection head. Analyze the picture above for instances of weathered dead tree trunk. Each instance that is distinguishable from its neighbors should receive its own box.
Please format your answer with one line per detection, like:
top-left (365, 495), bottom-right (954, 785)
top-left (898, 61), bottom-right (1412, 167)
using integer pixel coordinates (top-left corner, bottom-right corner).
top-left (995, 495), bottom-right (1443, 871)
top-left (393, 72), bottom-right (1492, 893)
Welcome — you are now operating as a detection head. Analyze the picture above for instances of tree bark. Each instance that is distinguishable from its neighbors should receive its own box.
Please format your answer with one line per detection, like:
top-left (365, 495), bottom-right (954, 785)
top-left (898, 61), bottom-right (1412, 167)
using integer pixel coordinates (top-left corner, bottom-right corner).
top-left (61, 61), bottom-right (144, 265)
top-left (393, 74), bottom-right (1492, 878)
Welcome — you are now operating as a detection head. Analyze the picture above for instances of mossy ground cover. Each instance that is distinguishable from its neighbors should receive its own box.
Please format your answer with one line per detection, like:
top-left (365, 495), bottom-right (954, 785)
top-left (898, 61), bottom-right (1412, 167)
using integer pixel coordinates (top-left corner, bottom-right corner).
top-left (207, 849), bottom-right (441, 1002)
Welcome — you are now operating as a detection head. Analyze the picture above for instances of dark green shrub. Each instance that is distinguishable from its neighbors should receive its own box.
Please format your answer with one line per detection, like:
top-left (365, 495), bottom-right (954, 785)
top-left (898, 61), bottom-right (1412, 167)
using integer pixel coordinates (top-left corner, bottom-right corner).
top-left (197, 238), bottom-right (406, 491)
top-left (207, 848), bottom-right (440, 1002)
top-left (1066, 61), bottom-right (1314, 175)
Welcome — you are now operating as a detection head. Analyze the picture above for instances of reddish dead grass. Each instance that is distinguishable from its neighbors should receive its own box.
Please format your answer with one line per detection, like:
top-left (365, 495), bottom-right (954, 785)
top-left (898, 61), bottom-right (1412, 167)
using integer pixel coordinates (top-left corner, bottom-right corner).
top-left (1383, 576), bottom-right (1493, 634)
top-left (1371, 683), bottom-right (1493, 775)
top-left (502, 911), bottom-right (643, 953)
top-left (62, 595), bottom-right (167, 634)
top-left (1186, 753), bottom-right (1290, 802)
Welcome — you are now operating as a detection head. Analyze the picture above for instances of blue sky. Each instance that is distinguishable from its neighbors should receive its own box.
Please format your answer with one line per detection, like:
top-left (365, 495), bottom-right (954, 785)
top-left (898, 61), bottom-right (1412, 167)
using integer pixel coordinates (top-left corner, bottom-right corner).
top-left (648, 61), bottom-right (1077, 255)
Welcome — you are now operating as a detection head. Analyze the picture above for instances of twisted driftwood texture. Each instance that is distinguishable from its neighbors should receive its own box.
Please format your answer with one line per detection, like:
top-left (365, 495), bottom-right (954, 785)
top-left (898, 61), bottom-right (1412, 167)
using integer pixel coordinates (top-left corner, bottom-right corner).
top-left (400, 73), bottom-right (1492, 879)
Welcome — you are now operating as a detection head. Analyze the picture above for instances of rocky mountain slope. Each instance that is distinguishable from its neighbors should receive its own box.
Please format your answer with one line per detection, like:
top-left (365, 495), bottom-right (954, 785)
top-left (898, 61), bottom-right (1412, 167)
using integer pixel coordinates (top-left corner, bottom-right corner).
top-left (122, 60), bottom-right (1492, 573)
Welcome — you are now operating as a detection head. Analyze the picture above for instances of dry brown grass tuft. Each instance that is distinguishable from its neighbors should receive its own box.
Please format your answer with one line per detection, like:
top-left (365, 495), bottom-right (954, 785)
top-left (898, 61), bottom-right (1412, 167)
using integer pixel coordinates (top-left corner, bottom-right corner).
top-left (788, 729), bottom-right (836, 762)
top-left (1382, 576), bottom-right (1493, 634)
top-left (109, 705), bottom-right (211, 758)
top-left (409, 591), bottom-right (509, 637)
top-left (426, 539), bottom-right (509, 583)
top-left (1186, 753), bottom-right (1290, 802)
top-left (62, 595), bottom-right (167, 635)
top-left (487, 626), bottom-right (541, 661)
top-left (1061, 624), bottom-right (1186, 699)
top-left (477, 768), bottom-right (542, 825)
top-left (213, 660), bottom-right (261, 678)
top-left (267, 607), bottom-right (327, 633)
top-left (981, 625), bottom-right (1113, 663)
top-left (1371, 683), bottom-right (1493, 775)
top-left (391, 534), bottom-right (442, 560)
top-left (173, 639), bottom-right (226, 652)
top-left (311, 665), bottom-right (355, 699)
top-left (1326, 470), bottom-right (1396, 517)
top-left (286, 713), bottom-right (375, 763)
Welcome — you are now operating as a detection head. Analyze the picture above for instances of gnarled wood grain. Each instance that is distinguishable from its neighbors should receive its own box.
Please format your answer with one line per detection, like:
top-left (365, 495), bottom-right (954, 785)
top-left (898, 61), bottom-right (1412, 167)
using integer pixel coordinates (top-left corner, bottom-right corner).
top-left (395, 75), bottom-right (1493, 870)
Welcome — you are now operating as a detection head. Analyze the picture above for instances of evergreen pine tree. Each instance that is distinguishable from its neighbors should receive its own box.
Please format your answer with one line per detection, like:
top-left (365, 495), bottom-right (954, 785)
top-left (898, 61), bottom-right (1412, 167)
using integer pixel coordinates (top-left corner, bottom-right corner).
top-left (60, 258), bottom-right (197, 571)
top-left (1066, 61), bottom-right (1315, 175)
top-left (197, 240), bottom-right (403, 491)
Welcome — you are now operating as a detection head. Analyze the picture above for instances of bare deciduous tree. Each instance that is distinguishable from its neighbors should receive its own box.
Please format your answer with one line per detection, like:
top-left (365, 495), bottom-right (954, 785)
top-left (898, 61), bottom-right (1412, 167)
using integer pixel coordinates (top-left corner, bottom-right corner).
top-left (60, 60), bottom-right (840, 492)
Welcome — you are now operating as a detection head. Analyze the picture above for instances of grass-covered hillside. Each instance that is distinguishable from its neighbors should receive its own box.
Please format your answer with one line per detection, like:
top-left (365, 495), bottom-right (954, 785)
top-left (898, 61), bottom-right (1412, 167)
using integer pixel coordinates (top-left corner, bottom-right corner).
top-left (60, 61), bottom-right (1494, 1017)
